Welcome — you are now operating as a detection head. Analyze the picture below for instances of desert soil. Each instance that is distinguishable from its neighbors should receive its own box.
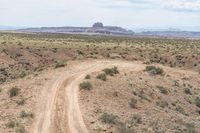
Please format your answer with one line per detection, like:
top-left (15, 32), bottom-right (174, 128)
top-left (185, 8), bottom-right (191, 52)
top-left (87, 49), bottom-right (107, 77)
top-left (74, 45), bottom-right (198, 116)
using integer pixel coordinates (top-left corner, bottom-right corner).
top-left (1, 59), bottom-right (200, 133)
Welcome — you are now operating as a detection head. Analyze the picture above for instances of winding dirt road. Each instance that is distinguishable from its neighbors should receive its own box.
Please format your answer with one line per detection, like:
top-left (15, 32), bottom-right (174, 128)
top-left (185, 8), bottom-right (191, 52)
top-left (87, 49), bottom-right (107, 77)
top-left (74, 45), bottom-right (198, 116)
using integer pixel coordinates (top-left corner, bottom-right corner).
top-left (31, 60), bottom-right (143, 133)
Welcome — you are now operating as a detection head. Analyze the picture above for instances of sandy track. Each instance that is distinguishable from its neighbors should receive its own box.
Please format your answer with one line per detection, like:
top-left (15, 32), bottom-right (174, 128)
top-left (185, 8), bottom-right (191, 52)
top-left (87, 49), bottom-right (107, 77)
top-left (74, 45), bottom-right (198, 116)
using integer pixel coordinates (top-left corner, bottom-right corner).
top-left (31, 60), bottom-right (143, 133)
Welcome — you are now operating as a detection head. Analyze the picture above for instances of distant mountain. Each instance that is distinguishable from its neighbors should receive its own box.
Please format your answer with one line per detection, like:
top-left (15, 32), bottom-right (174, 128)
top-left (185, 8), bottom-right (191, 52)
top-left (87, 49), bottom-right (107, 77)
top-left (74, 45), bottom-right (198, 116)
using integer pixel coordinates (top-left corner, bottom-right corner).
top-left (18, 22), bottom-right (134, 36)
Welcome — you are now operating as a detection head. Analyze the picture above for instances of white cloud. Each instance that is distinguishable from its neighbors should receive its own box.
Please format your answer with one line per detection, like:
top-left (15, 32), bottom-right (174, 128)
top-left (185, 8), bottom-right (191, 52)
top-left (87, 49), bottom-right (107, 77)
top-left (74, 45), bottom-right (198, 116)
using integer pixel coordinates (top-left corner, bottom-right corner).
top-left (164, 0), bottom-right (200, 11)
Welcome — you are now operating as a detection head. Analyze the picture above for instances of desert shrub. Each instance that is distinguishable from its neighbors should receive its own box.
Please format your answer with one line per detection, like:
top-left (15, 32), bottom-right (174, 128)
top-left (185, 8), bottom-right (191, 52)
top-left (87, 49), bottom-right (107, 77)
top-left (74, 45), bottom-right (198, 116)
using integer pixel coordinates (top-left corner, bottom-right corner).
top-left (0, 68), bottom-right (8, 76)
top-left (195, 97), bottom-right (200, 108)
top-left (184, 88), bottom-right (192, 95)
top-left (129, 98), bottom-right (137, 108)
top-left (15, 126), bottom-right (25, 133)
top-left (19, 71), bottom-right (26, 78)
top-left (96, 73), bottom-right (107, 81)
top-left (54, 61), bottom-right (65, 68)
top-left (103, 66), bottom-right (119, 76)
top-left (145, 66), bottom-right (164, 75)
top-left (176, 105), bottom-right (186, 115)
top-left (85, 74), bottom-right (91, 79)
top-left (79, 81), bottom-right (92, 90)
top-left (100, 113), bottom-right (118, 124)
top-left (185, 123), bottom-right (197, 133)
top-left (6, 121), bottom-right (15, 128)
top-left (20, 110), bottom-right (34, 118)
top-left (17, 99), bottom-right (25, 106)
top-left (156, 101), bottom-right (168, 108)
top-left (118, 123), bottom-right (135, 133)
top-left (157, 86), bottom-right (169, 94)
top-left (128, 114), bottom-right (142, 125)
top-left (9, 87), bottom-right (19, 97)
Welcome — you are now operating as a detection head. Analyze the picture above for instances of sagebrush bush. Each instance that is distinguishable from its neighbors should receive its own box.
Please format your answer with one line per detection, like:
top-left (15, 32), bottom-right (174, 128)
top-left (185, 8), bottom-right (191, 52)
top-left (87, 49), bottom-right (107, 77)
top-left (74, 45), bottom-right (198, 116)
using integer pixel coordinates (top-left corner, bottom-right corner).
top-left (103, 66), bottom-right (119, 76)
top-left (145, 66), bottom-right (164, 75)
top-left (100, 113), bottom-right (118, 124)
top-left (9, 87), bottom-right (19, 97)
top-left (79, 81), bottom-right (92, 90)
top-left (96, 73), bottom-right (107, 81)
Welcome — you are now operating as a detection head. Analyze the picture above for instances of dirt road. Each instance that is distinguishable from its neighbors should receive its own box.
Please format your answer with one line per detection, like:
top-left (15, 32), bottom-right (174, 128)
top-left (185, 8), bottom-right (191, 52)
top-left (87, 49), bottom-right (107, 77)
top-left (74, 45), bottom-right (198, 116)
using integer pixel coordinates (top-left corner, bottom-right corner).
top-left (31, 60), bottom-right (143, 133)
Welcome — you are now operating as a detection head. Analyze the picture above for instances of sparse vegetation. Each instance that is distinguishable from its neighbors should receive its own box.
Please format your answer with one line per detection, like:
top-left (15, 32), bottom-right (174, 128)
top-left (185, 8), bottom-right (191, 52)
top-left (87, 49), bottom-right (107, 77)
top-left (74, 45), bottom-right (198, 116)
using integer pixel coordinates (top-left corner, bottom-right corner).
top-left (157, 86), bottom-right (169, 94)
top-left (129, 98), bottom-right (137, 108)
top-left (55, 61), bottom-right (65, 68)
top-left (20, 110), bottom-right (34, 118)
top-left (96, 73), bottom-right (107, 81)
top-left (184, 88), bottom-right (192, 95)
top-left (156, 100), bottom-right (168, 108)
top-left (79, 81), bottom-right (92, 90)
top-left (100, 113), bottom-right (118, 124)
top-left (103, 66), bottom-right (119, 76)
top-left (118, 123), bottom-right (135, 133)
top-left (9, 87), bottom-right (19, 97)
top-left (1, 32), bottom-right (200, 133)
top-left (85, 74), bottom-right (91, 79)
top-left (15, 126), bottom-right (25, 133)
top-left (145, 66), bottom-right (164, 75)
top-left (127, 114), bottom-right (142, 125)
top-left (195, 97), bottom-right (200, 108)
top-left (6, 121), bottom-right (16, 128)
top-left (185, 123), bottom-right (197, 133)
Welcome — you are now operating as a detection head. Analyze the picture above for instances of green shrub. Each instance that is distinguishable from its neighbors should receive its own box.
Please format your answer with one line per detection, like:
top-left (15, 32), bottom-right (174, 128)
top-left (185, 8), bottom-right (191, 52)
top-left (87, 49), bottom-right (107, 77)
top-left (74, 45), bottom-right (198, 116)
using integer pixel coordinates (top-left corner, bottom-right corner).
top-left (100, 113), bottom-right (118, 124)
top-left (103, 66), bottom-right (119, 76)
top-left (79, 81), bottom-right (92, 90)
top-left (129, 98), bottom-right (137, 109)
top-left (9, 87), bottom-right (19, 97)
top-left (96, 73), bottom-right (107, 81)
top-left (145, 66), bottom-right (164, 75)
top-left (184, 88), bottom-right (192, 95)
top-left (195, 97), bottom-right (200, 108)
top-left (157, 86), bottom-right (169, 94)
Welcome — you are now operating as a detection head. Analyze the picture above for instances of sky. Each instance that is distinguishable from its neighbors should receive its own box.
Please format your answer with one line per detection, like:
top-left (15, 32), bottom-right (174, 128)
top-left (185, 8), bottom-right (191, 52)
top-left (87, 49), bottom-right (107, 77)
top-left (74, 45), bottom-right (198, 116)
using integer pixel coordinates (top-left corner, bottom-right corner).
top-left (0, 0), bottom-right (200, 30)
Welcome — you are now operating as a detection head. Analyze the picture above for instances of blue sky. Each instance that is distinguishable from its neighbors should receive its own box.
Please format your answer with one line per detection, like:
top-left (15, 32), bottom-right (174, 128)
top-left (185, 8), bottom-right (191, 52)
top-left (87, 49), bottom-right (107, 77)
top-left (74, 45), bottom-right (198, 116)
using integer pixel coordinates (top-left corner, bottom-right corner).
top-left (0, 0), bottom-right (200, 30)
